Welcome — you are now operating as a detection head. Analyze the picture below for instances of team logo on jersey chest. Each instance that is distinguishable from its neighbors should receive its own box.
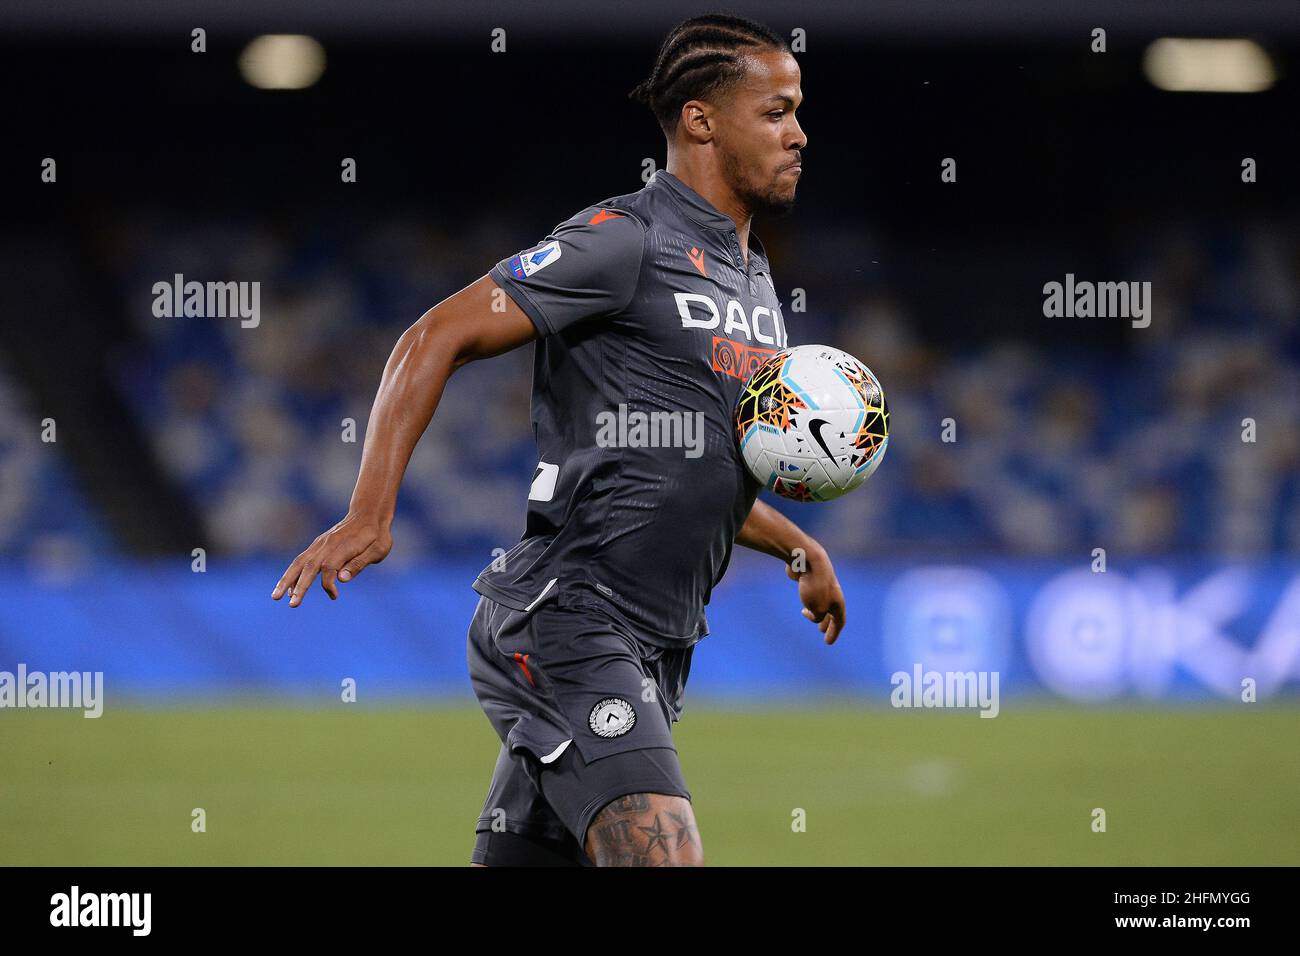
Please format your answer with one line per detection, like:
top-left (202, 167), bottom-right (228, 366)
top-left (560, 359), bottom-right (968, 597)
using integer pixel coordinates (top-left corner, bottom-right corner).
top-left (588, 697), bottom-right (636, 738)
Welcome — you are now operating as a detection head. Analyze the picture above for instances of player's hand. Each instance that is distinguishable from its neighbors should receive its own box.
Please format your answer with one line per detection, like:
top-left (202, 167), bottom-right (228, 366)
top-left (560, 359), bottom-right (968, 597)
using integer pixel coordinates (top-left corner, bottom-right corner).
top-left (272, 511), bottom-right (393, 607)
top-left (787, 545), bottom-right (846, 645)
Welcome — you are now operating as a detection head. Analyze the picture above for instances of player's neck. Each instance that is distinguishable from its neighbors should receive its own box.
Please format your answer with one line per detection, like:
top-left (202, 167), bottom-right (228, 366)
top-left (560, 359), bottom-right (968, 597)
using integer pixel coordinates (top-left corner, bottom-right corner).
top-left (663, 163), bottom-right (753, 261)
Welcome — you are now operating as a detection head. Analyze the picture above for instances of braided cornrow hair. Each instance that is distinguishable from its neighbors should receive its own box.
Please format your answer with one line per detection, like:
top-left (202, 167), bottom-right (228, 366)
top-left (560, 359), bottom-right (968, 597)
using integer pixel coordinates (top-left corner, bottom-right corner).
top-left (628, 13), bottom-right (790, 137)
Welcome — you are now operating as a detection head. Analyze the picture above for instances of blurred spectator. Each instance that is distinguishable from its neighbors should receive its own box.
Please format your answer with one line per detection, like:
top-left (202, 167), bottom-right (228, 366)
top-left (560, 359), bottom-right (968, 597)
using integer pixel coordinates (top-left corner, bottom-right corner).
top-left (13, 210), bottom-right (1286, 562)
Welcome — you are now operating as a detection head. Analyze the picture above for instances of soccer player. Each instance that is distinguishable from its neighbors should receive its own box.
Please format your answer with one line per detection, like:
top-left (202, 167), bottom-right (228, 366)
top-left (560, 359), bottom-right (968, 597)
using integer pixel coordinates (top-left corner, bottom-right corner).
top-left (272, 14), bottom-right (846, 866)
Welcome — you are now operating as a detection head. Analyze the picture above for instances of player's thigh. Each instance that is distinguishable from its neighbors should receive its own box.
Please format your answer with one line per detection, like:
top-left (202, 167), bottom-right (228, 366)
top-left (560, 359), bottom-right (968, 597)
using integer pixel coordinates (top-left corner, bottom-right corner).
top-left (584, 791), bottom-right (703, 867)
top-left (483, 600), bottom-right (697, 862)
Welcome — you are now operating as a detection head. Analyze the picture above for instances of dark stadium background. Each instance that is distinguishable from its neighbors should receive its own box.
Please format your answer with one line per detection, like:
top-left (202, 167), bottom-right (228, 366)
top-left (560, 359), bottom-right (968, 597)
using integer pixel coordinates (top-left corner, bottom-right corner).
top-left (1, 1), bottom-right (1297, 865)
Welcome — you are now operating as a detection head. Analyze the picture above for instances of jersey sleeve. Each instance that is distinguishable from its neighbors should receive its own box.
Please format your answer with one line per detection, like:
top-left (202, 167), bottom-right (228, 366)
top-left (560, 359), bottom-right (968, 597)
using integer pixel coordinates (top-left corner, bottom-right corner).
top-left (489, 205), bottom-right (646, 336)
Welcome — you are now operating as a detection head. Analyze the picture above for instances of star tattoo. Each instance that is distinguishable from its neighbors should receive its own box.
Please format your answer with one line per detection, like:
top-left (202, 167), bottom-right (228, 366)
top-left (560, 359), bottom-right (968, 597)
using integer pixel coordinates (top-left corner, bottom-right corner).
top-left (637, 815), bottom-right (672, 856)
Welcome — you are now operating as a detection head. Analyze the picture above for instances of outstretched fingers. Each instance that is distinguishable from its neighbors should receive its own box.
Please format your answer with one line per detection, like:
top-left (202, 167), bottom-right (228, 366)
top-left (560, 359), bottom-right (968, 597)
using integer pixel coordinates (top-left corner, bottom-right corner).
top-left (322, 541), bottom-right (387, 598)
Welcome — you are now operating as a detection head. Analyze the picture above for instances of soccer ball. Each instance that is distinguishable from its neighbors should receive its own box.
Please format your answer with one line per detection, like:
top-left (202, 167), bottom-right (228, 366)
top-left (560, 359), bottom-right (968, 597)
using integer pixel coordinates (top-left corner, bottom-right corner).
top-left (735, 344), bottom-right (889, 502)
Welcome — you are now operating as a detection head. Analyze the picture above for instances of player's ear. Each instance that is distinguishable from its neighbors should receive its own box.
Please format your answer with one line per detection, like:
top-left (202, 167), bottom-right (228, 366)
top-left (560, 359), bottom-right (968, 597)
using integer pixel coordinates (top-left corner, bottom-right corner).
top-left (679, 100), bottom-right (714, 142)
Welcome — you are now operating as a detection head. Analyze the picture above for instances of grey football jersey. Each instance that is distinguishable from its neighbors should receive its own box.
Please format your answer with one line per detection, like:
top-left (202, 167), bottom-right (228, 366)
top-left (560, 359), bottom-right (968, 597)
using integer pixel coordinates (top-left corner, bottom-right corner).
top-left (474, 170), bottom-right (791, 647)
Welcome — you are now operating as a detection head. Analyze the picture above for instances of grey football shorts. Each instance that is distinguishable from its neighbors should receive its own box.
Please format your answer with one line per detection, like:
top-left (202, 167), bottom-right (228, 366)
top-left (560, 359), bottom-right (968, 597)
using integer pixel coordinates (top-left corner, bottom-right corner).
top-left (466, 591), bottom-right (694, 864)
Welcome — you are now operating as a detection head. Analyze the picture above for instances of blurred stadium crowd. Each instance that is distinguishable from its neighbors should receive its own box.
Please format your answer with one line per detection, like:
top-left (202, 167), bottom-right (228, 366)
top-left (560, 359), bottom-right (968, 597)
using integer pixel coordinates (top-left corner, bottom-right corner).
top-left (3, 202), bottom-right (1295, 566)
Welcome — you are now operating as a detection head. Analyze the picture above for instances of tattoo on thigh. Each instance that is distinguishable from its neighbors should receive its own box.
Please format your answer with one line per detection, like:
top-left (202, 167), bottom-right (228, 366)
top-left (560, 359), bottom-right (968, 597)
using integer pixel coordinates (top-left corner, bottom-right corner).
top-left (666, 809), bottom-right (699, 850)
top-left (637, 815), bottom-right (672, 855)
top-left (606, 793), bottom-right (650, 814)
top-left (587, 795), bottom-right (699, 866)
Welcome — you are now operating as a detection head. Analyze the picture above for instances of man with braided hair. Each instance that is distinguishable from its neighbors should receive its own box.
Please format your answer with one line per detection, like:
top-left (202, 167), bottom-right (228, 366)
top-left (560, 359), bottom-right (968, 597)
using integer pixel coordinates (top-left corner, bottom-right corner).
top-left (272, 13), bottom-right (844, 866)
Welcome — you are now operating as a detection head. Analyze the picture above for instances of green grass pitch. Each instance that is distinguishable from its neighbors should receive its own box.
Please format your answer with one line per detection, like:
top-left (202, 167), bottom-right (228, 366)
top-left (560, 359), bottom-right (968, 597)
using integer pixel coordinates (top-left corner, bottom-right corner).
top-left (2, 703), bottom-right (1296, 865)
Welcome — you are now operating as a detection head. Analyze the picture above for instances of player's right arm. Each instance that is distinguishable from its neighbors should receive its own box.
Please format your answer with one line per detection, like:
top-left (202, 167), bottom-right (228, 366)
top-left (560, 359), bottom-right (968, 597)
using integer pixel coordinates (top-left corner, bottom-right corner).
top-left (272, 274), bottom-right (537, 607)
top-left (273, 203), bottom-right (644, 606)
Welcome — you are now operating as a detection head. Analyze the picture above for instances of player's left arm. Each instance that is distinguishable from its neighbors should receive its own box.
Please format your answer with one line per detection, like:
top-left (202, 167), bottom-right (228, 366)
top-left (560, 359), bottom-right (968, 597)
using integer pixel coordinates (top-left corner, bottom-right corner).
top-left (736, 499), bottom-right (846, 644)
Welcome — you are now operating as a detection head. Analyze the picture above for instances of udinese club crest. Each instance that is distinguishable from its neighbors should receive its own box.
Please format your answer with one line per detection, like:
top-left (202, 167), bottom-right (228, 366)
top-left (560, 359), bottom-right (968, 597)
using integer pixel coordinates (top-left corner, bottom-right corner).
top-left (588, 697), bottom-right (637, 738)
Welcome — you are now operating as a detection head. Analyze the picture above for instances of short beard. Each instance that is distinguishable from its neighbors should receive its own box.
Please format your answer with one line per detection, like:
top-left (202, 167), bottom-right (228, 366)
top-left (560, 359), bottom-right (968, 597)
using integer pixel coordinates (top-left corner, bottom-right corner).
top-left (747, 185), bottom-right (797, 219)
top-left (723, 152), bottom-right (797, 220)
